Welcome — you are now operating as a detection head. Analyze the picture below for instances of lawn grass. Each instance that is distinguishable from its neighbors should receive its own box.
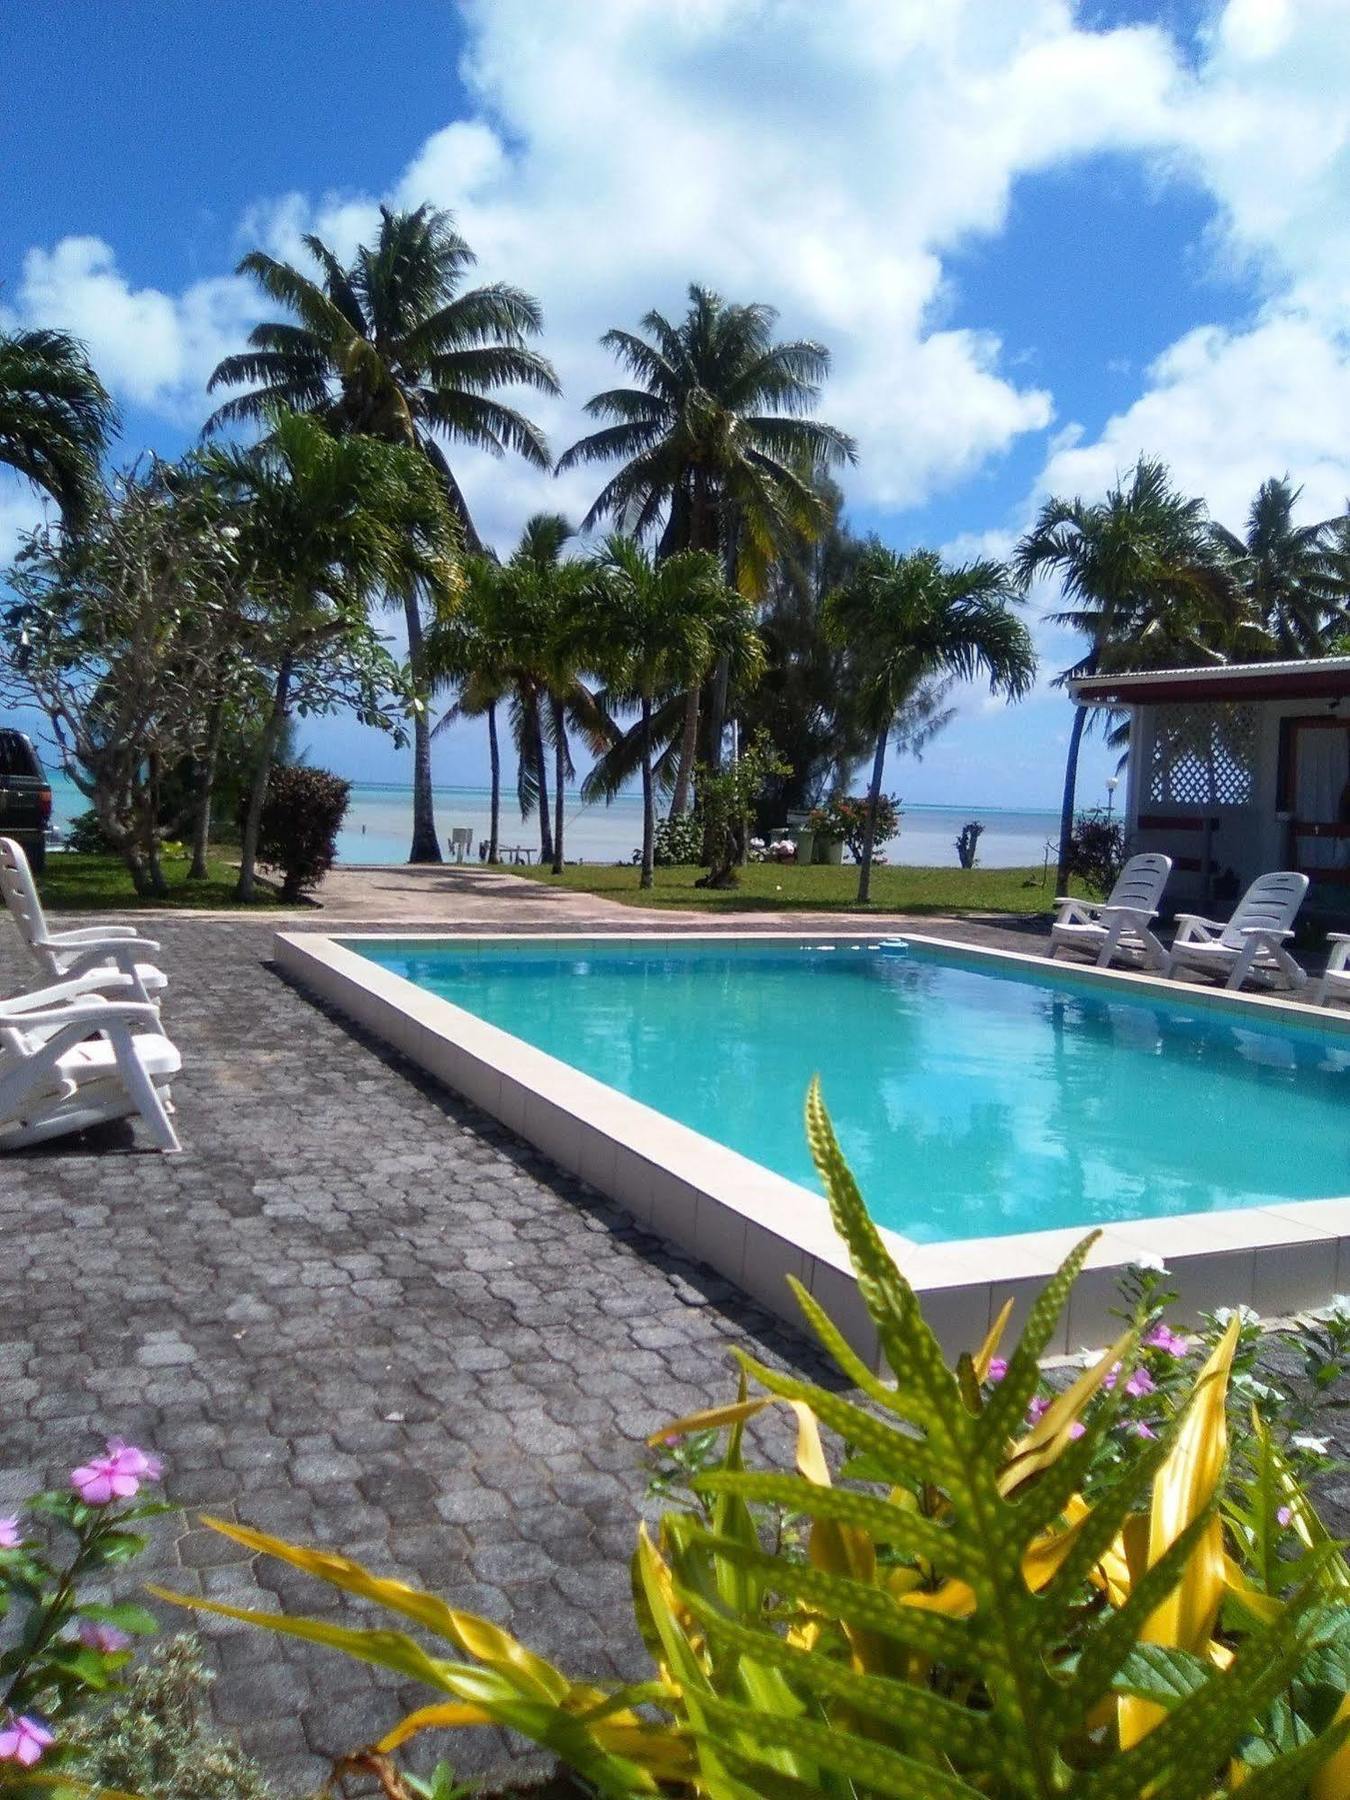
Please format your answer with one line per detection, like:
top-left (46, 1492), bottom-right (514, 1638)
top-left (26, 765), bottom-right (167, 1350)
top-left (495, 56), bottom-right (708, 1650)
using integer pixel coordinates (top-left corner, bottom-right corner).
top-left (515, 860), bottom-right (1066, 913)
top-left (37, 852), bottom-right (283, 911)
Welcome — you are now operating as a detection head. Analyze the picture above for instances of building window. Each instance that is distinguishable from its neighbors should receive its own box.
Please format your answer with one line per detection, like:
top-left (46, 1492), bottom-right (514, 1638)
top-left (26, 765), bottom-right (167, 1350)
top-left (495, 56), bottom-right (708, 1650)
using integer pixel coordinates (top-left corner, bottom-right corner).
top-left (1146, 702), bottom-right (1257, 809)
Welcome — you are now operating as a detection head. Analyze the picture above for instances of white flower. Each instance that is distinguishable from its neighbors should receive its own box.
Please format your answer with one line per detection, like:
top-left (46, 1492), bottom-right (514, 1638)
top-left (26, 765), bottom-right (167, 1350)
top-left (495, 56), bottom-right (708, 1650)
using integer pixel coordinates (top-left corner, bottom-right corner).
top-left (1130, 1253), bottom-right (1169, 1274)
top-left (1291, 1433), bottom-right (1331, 1454)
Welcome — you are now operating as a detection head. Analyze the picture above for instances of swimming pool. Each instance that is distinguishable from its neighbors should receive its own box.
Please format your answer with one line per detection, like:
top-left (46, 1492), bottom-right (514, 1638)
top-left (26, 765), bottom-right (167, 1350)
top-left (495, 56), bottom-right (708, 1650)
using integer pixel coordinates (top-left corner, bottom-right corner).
top-left (345, 936), bottom-right (1349, 1243)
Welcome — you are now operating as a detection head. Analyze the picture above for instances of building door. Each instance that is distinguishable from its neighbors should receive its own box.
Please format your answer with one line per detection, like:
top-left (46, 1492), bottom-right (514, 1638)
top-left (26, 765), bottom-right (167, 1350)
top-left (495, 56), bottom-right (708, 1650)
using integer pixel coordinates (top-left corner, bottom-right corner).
top-left (1287, 718), bottom-right (1350, 881)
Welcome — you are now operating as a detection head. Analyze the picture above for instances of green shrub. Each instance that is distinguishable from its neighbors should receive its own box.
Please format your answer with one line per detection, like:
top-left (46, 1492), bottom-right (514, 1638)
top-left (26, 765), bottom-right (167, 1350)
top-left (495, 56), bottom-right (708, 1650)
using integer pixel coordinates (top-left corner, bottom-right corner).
top-left (1066, 806), bottom-right (1126, 897)
top-left (808, 790), bottom-right (901, 862)
top-left (66, 809), bottom-right (116, 854)
top-left (247, 765), bottom-right (351, 901)
top-left (67, 1637), bottom-right (274, 1800)
top-left (650, 810), bottom-right (703, 867)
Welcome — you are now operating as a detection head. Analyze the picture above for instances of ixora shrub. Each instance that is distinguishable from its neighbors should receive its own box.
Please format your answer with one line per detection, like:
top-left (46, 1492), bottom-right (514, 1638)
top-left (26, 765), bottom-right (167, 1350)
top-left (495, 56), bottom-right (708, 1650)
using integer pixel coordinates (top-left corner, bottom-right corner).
top-left (164, 1093), bottom-right (1350, 1798)
top-left (0, 1438), bottom-right (165, 1784)
top-left (809, 791), bottom-right (901, 864)
top-left (246, 765), bottom-right (351, 902)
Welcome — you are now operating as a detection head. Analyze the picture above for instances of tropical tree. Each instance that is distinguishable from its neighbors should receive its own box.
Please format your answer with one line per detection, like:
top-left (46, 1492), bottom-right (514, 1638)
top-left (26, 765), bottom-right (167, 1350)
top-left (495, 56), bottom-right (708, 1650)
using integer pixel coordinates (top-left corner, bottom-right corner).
top-left (0, 461), bottom-right (243, 897)
top-left (0, 328), bottom-right (116, 527)
top-left (557, 284), bottom-right (854, 802)
top-left (580, 536), bottom-right (764, 887)
top-left (827, 546), bottom-right (1036, 902)
top-left (737, 475), bottom-right (874, 828)
top-left (1014, 458), bottom-right (1236, 895)
top-left (206, 204), bottom-right (558, 861)
top-left (200, 411), bottom-right (456, 899)
top-left (498, 513), bottom-right (606, 874)
top-left (425, 555), bottom-right (513, 864)
top-left (1210, 475), bottom-right (1350, 656)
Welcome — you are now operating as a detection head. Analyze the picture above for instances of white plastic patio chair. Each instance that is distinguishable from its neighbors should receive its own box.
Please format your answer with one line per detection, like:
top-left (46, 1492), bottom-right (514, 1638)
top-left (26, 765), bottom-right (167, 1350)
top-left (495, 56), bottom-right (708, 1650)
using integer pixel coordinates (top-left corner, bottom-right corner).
top-left (1315, 935), bottom-right (1350, 1009)
top-left (1164, 871), bottom-right (1310, 993)
top-left (0, 980), bottom-right (182, 1151)
top-left (0, 837), bottom-right (166, 1005)
top-left (1048, 853), bottom-right (1173, 971)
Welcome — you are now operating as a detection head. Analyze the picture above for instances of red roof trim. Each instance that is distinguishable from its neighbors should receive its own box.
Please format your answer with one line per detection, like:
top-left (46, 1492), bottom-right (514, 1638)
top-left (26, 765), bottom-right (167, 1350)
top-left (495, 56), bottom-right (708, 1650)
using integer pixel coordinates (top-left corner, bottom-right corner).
top-left (1075, 667), bottom-right (1350, 705)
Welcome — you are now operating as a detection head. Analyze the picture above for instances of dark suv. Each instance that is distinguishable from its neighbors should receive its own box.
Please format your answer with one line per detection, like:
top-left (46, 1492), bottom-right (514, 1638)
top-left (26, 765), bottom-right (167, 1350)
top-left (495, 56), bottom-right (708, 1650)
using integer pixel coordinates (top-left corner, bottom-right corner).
top-left (0, 728), bottom-right (52, 873)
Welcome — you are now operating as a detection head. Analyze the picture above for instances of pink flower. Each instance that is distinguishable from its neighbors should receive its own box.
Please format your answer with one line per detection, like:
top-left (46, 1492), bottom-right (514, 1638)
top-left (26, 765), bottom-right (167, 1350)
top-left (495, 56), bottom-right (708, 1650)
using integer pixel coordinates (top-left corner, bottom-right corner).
top-left (1125, 1368), bottom-right (1157, 1399)
top-left (1143, 1324), bottom-right (1190, 1358)
top-left (1129, 1420), bottom-right (1158, 1439)
top-left (0, 1516), bottom-right (21, 1549)
top-left (1067, 1421), bottom-right (1087, 1440)
top-left (986, 1358), bottom-right (1008, 1384)
top-left (1277, 1505), bottom-right (1293, 1528)
top-left (0, 1717), bottom-right (54, 1767)
top-left (71, 1439), bottom-right (162, 1506)
top-left (77, 1622), bottom-right (131, 1654)
top-left (1026, 1395), bottom-right (1051, 1425)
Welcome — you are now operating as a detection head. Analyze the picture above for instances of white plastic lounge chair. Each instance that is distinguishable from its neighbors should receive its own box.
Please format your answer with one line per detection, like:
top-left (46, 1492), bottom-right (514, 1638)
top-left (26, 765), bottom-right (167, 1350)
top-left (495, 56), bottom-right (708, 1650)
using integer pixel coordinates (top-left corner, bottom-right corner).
top-left (1049, 853), bottom-right (1173, 971)
top-left (0, 837), bottom-right (166, 1005)
top-left (0, 979), bottom-right (182, 1151)
top-left (1316, 935), bottom-right (1350, 1009)
top-left (1165, 871), bottom-right (1310, 993)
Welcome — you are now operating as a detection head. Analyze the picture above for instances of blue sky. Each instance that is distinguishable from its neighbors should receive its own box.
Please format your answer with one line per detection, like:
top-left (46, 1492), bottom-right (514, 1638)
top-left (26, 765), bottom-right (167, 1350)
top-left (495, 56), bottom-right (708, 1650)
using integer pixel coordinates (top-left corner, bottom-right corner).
top-left (3, 0), bottom-right (1348, 811)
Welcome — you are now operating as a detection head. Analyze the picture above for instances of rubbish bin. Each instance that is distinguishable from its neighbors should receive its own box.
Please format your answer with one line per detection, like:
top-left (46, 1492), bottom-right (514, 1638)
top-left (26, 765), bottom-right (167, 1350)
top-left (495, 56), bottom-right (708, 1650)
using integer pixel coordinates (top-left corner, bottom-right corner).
top-left (787, 825), bottom-right (816, 864)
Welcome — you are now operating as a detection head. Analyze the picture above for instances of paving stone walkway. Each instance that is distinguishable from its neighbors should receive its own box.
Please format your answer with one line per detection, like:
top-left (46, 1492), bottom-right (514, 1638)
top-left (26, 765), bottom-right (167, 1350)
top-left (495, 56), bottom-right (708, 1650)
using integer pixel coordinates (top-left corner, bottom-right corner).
top-left (0, 918), bottom-right (859, 1792)
top-left (4, 912), bottom-right (1346, 1794)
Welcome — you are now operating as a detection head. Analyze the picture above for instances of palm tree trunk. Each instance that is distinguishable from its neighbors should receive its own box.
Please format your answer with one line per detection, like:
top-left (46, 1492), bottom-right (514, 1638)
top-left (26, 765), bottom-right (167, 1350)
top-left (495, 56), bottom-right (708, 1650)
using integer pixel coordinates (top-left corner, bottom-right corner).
top-left (188, 695), bottom-right (226, 881)
top-left (237, 656), bottom-right (293, 903)
top-left (486, 700), bottom-right (500, 863)
top-left (857, 724), bottom-right (889, 905)
top-left (1055, 702), bottom-right (1088, 897)
top-left (551, 695), bottom-right (566, 874)
top-left (670, 688), bottom-right (700, 815)
top-left (403, 591), bottom-right (443, 863)
top-left (531, 699), bottom-right (554, 865)
top-left (639, 695), bottom-right (655, 890)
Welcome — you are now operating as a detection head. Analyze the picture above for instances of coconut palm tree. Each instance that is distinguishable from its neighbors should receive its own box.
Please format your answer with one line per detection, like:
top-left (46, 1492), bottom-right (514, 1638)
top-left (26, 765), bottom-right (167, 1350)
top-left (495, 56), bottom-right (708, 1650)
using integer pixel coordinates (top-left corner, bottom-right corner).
top-left (0, 328), bottom-right (115, 526)
top-left (425, 554), bottom-right (513, 864)
top-left (557, 285), bottom-right (854, 803)
top-left (500, 513), bottom-right (606, 874)
top-left (1014, 458), bottom-right (1235, 895)
top-left (827, 547), bottom-right (1036, 903)
top-left (1209, 476), bottom-right (1350, 656)
top-left (580, 536), bottom-right (764, 887)
top-left (200, 410), bottom-right (457, 899)
top-left (206, 204), bottom-right (559, 862)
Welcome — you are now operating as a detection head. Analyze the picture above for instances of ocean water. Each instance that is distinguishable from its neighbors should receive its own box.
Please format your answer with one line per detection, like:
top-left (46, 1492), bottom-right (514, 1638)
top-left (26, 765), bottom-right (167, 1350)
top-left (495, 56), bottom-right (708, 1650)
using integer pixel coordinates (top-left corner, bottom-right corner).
top-left (352, 936), bottom-right (1350, 1242)
top-left (46, 772), bottom-right (1061, 869)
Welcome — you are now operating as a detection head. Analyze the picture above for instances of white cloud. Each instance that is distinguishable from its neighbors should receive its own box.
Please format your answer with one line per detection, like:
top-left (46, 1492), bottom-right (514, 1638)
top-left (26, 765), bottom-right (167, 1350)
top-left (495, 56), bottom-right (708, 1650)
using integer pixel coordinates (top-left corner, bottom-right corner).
top-left (11, 238), bottom-right (256, 422)
top-left (1036, 310), bottom-right (1350, 528)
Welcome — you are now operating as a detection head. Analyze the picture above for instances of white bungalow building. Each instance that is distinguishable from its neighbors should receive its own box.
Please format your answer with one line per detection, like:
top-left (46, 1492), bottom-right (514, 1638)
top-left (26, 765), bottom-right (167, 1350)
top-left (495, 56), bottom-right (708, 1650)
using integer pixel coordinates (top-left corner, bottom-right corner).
top-left (1070, 656), bottom-right (1350, 918)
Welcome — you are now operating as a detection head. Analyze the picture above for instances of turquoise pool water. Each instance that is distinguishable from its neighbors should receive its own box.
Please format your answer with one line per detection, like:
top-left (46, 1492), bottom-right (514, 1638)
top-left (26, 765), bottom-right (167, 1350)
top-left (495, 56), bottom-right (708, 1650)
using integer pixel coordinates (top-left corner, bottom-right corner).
top-left (351, 938), bottom-right (1350, 1243)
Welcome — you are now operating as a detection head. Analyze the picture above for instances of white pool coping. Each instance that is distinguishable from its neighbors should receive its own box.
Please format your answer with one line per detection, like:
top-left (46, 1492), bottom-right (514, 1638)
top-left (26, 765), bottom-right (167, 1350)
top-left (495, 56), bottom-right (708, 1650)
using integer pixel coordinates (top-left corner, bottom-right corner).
top-left (273, 928), bottom-right (1350, 1366)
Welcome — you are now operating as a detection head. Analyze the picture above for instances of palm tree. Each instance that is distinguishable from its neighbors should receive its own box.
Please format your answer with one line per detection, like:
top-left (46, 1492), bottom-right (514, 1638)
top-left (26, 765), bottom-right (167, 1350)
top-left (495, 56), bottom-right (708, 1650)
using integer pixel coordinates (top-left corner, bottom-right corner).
top-left (557, 284), bottom-right (854, 803)
top-left (500, 513), bottom-right (606, 874)
top-left (0, 328), bottom-right (115, 526)
top-left (425, 555), bottom-right (513, 864)
top-left (1210, 476), bottom-right (1350, 655)
top-left (1014, 458), bottom-right (1235, 895)
top-left (200, 410), bottom-right (457, 899)
top-left (826, 547), bottom-right (1036, 903)
top-left (206, 204), bottom-right (559, 862)
top-left (581, 536), bottom-right (764, 887)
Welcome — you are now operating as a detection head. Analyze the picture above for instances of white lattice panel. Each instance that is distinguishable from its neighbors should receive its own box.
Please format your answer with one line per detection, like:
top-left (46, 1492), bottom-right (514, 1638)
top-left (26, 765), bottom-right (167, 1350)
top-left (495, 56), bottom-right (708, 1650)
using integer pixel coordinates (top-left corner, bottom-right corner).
top-left (1146, 702), bottom-right (1256, 808)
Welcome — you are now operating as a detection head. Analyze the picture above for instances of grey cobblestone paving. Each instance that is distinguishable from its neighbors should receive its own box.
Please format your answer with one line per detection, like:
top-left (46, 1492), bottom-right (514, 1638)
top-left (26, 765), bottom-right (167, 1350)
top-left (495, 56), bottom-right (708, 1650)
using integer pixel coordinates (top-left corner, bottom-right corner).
top-left (0, 918), bottom-right (862, 1793)
top-left (5, 913), bottom-right (1345, 1793)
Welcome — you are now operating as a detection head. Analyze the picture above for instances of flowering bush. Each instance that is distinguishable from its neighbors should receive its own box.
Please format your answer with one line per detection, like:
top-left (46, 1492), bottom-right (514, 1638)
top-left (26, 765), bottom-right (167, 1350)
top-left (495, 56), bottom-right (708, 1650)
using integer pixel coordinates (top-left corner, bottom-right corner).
top-left (808, 791), bottom-right (901, 863)
top-left (0, 1437), bottom-right (166, 1781)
